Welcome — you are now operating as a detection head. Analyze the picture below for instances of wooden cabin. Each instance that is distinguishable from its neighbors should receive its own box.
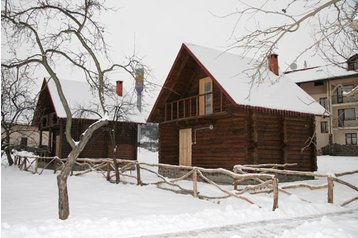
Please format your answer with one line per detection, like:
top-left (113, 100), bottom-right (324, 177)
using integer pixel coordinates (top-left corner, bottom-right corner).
top-left (147, 43), bottom-right (326, 173)
top-left (33, 79), bottom-right (145, 159)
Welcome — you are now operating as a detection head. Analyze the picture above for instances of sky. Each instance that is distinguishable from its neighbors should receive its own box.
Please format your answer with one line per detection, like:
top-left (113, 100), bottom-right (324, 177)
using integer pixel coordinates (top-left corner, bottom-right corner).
top-left (100, 0), bottom-right (334, 108)
top-left (2, 0), bottom-right (342, 115)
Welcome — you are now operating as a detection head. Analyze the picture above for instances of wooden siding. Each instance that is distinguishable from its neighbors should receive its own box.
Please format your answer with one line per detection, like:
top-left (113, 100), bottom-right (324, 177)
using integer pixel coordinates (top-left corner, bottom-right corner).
top-left (150, 44), bottom-right (317, 172)
top-left (159, 111), bottom-right (316, 171)
top-left (59, 119), bottom-right (138, 160)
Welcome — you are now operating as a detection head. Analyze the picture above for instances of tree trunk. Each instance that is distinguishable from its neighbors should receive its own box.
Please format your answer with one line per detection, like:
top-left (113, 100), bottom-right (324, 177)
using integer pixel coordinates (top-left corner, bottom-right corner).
top-left (57, 148), bottom-right (81, 220)
top-left (56, 119), bottom-right (108, 220)
top-left (5, 131), bottom-right (14, 166)
top-left (57, 173), bottom-right (69, 220)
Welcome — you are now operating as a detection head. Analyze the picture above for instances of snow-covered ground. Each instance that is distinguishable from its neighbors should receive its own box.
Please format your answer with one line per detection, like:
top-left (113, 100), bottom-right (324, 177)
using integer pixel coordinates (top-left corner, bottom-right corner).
top-left (1, 150), bottom-right (358, 238)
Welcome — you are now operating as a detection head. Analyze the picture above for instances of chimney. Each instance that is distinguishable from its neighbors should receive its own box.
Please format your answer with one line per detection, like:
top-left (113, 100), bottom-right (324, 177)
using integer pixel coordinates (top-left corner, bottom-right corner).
top-left (268, 53), bottom-right (279, 76)
top-left (116, 80), bottom-right (123, 96)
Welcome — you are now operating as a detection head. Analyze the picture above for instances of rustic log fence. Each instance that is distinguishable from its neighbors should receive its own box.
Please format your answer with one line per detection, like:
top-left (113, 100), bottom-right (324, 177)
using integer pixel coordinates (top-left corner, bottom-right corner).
top-left (13, 155), bottom-right (279, 210)
top-left (12, 155), bottom-right (358, 209)
top-left (234, 164), bottom-right (358, 207)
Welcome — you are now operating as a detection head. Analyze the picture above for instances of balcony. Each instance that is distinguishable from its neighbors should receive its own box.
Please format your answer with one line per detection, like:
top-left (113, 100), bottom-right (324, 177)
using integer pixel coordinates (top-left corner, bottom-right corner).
top-left (333, 117), bottom-right (358, 129)
top-left (163, 91), bottom-right (227, 122)
top-left (332, 94), bottom-right (358, 105)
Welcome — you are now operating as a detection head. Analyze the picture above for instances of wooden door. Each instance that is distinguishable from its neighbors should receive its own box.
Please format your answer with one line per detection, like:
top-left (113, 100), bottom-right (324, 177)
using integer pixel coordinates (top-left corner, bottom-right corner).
top-left (179, 128), bottom-right (192, 166)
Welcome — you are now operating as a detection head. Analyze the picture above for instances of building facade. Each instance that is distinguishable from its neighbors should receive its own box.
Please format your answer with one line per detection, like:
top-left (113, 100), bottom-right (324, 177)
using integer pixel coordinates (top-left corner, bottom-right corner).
top-left (148, 43), bottom-right (325, 172)
top-left (286, 57), bottom-right (358, 153)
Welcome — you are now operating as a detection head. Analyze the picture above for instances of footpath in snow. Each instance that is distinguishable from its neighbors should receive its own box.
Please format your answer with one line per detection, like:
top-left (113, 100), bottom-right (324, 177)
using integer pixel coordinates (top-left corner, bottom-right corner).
top-left (1, 150), bottom-right (358, 238)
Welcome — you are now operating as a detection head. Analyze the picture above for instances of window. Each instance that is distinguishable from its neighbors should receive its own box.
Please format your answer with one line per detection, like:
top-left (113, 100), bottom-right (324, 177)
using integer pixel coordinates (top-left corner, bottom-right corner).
top-left (314, 80), bottom-right (324, 86)
top-left (320, 121), bottom-right (328, 133)
top-left (337, 85), bottom-right (354, 103)
top-left (338, 108), bottom-right (356, 127)
top-left (199, 77), bottom-right (213, 115)
top-left (319, 97), bottom-right (327, 109)
top-left (345, 133), bottom-right (357, 145)
top-left (20, 137), bottom-right (28, 149)
top-left (347, 54), bottom-right (358, 71)
top-left (354, 61), bottom-right (358, 71)
top-left (344, 108), bottom-right (356, 120)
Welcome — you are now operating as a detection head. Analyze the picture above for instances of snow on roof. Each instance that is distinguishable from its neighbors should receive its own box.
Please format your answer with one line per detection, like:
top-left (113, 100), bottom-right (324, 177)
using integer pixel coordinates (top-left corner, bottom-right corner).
top-left (46, 79), bottom-right (146, 123)
top-left (285, 64), bottom-right (358, 84)
top-left (185, 43), bottom-right (326, 116)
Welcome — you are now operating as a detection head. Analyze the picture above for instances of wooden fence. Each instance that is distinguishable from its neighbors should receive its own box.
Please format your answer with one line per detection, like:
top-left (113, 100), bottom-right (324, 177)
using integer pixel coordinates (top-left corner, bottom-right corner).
top-left (13, 155), bottom-right (358, 210)
top-left (234, 164), bottom-right (358, 207)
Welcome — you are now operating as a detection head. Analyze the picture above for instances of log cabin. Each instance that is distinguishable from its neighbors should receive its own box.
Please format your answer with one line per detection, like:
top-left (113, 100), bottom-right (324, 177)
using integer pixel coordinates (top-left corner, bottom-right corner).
top-left (33, 78), bottom-right (145, 159)
top-left (147, 43), bottom-right (327, 175)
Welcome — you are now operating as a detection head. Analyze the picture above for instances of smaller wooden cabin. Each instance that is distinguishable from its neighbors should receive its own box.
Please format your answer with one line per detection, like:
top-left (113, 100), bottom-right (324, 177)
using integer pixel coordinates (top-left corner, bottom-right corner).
top-left (33, 79), bottom-right (145, 159)
top-left (148, 43), bottom-right (326, 172)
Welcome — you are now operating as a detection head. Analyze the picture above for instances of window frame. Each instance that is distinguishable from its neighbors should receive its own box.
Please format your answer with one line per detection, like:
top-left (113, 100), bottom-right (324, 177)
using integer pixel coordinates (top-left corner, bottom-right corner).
top-left (320, 121), bottom-right (328, 133)
top-left (345, 133), bottom-right (357, 145)
top-left (344, 108), bottom-right (356, 121)
top-left (319, 97), bottom-right (327, 109)
top-left (199, 77), bottom-right (213, 116)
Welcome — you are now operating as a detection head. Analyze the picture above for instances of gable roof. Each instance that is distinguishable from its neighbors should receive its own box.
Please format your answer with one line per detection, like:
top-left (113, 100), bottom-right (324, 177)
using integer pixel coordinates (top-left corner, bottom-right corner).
top-left (285, 64), bottom-right (358, 84)
top-left (35, 78), bottom-right (146, 123)
top-left (148, 43), bottom-right (326, 122)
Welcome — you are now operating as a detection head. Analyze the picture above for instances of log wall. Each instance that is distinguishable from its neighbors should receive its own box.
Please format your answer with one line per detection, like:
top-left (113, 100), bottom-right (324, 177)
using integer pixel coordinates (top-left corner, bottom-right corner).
top-left (159, 110), bottom-right (316, 172)
top-left (59, 119), bottom-right (138, 160)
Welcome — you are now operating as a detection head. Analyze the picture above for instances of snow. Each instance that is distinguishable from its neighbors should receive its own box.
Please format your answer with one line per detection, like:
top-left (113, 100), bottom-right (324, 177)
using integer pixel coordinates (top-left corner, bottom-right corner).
top-left (1, 151), bottom-right (358, 238)
top-left (285, 64), bottom-right (358, 84)
top-left (46, 79), bottom-right (147, 123)
top-left (185, 43), bottom-right (326, 116)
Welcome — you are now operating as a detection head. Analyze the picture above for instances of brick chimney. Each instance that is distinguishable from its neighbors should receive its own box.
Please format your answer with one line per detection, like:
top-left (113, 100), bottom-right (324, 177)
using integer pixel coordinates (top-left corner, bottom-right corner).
top-left (268, 53), bottom-right (279, 76)
top-left (116, 80), bottom-right (123, 96)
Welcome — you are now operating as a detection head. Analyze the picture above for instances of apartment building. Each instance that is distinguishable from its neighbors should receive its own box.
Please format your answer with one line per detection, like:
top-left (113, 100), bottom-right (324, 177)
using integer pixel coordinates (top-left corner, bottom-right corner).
top-left (286, 55), bottom-right (358, 152)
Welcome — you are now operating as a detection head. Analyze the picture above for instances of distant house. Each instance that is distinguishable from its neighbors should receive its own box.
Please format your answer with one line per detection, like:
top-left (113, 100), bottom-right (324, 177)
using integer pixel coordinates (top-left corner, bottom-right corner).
top-left (148, 43), bottom-right (325, 173)
top-left (1, 123), bottom-right (49, 150)
top-left (286, 55), bottom-right (358, 153)
top-left (33, 79), bottom-right (145, 159)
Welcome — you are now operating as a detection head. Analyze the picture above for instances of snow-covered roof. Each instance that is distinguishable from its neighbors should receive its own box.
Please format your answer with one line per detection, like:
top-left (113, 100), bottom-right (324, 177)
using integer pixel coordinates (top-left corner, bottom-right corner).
top-left (46, 79), bottom-right (146, 123)
top-left (285, 64), bottom-right (358, 84)
top-left (185, 43), bottom-right (326, 116)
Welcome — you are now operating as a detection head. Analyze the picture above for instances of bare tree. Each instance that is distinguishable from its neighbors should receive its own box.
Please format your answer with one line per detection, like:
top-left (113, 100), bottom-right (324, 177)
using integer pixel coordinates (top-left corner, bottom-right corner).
top-left (1, 67), bottom-right (36, 165)
top-left (1, 0), bottom-right (143, 220)
top-left (227, 0), bottom-right (358, 82)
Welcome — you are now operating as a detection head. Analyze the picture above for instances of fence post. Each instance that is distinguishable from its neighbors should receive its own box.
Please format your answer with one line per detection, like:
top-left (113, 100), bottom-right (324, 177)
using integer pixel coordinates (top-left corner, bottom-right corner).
top-left (34, 158), bottom-right (38, 174)
top-left (106, 162), bottom-right (110, 181)
top-left (327, 176), bottom-right (334, 204)
top-left (136, 162), bottom-right (142, 185)
top-left (193, 168), bottom-right (198, 198)
top-left (23, 157), bottom-right (28, 171)
top-left (54, 160), bottom-right (58, 174)
top-left (14, 155), bottom-right (18, 165)
top-left (233, 179), bottom-right (238, 190)
top-left (272, 178), bottom-right (279, 211)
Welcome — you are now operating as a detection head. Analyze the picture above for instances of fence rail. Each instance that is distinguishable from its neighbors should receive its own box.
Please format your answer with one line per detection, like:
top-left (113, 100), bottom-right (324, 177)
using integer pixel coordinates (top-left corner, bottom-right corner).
top-left (13, 155), bottom-right (358, 210)
top-left (234, 164), bottom-right (358, 207)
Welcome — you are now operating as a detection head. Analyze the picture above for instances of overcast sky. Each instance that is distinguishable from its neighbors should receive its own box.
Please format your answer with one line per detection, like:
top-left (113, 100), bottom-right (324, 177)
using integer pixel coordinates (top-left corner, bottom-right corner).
top-left (99, 0), bottom-right (333, 109)
top-left (2, 0), bottom-right (339, 114)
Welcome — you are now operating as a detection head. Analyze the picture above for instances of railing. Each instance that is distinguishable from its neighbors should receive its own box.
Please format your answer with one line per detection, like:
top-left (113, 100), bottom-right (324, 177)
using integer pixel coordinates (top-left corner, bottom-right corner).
top-left (14, 155), bottom-right (280, 210)
top-left (234, 164), bottom-right (358, 207)
top-left (332, 117), bottom-right (358, 128)
top-left (332, 94), bottom-right (358, 104)
top-left (14, 154), bottom-right (358, 210)
top-left (164, 91), bottom-right (225, 122)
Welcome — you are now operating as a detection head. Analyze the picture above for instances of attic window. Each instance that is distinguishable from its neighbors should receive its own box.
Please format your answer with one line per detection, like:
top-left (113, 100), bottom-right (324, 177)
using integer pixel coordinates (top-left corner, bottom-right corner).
top-left (199, 77), bottom-right (213, 115)
top-left (347, 54), bottom-right (358, 71)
